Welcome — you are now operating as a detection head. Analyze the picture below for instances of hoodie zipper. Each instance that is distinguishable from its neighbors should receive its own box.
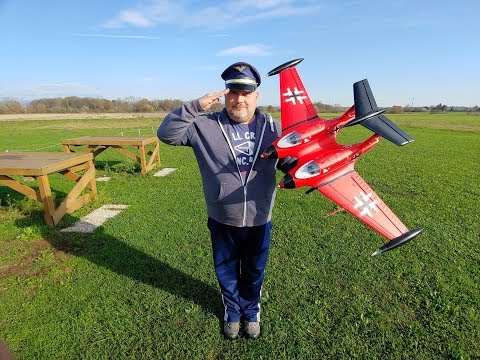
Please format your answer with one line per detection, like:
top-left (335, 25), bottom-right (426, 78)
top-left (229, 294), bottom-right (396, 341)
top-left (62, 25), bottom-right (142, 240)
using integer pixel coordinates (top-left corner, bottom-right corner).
top-left (218, 115), bottom-right (267, 226)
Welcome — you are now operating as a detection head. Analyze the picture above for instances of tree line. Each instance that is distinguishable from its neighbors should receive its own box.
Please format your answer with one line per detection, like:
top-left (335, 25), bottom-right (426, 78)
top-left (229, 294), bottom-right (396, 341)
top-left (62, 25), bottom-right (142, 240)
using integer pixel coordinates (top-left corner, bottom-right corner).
top-left (0, 97), bottom-right (477, 114)
top-left (0, 97), bottom-right (186, 114)
top-left (0, 96), bottom-right (348, 114)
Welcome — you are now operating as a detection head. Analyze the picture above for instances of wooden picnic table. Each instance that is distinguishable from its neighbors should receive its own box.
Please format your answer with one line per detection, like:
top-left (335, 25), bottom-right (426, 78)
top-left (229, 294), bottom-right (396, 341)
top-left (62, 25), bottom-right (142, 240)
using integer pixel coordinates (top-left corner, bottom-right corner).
top-left (0, 152), bottom-right (97, 227)
top-left (62, 136), bottom-right (160, 175)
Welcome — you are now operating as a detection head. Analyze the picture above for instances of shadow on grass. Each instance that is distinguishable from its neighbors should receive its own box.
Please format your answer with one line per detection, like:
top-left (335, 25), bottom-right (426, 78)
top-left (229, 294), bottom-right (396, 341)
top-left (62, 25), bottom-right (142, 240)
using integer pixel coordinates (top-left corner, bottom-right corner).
top-left (0, 186), bottom-right (32, 207)
top-left (13, 214), bottom-right (223, 321)
top-left (0, 186), bottom-right (69, 211)
top-left (91, 160), bottom-right (121, 170)
top-left (94, 160), bottom-right (143, 174)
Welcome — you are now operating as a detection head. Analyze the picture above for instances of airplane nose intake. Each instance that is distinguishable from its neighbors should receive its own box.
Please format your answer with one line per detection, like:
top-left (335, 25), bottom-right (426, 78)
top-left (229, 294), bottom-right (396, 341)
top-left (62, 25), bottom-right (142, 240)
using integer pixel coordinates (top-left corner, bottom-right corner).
top-left (263, 145), bottom-right (278, 158)
top-left (280, 173), bottom-right (296, 189)
top-left (276, 156), bottom-right (298, 173)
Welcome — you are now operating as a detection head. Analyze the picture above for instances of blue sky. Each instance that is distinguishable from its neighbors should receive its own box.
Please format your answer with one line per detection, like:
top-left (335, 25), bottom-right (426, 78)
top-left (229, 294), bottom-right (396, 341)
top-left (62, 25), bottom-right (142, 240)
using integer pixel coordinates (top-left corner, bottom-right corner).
top-left (0, 0), bottom-right (479, 107)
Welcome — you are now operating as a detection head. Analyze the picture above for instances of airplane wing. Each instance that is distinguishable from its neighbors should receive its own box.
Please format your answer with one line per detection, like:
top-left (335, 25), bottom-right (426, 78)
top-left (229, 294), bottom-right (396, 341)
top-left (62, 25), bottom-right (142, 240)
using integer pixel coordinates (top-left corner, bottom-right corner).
top-left (317, 170), bottom-right (409, 240)
top-left (268, 58), bottom-right (319, 130)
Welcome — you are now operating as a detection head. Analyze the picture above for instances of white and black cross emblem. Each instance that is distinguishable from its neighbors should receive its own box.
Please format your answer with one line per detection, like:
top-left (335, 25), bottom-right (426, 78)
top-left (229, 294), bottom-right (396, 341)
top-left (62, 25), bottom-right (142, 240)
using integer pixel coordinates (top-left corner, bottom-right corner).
top-left (282, 87), bottom-right (307, 105)
top-left (353, 191), bottom-right (379, 218)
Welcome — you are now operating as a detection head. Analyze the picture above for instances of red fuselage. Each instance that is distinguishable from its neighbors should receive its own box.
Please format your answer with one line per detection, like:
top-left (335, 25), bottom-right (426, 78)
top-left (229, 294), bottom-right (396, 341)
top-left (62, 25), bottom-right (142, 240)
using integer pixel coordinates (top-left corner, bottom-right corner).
top-left (262, 106), bottom-right (381, 190)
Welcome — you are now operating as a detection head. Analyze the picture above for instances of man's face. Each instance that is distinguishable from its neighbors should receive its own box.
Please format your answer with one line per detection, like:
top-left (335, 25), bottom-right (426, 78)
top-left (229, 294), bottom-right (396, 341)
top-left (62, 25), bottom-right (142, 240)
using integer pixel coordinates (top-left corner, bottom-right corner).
top-left (225, 90), bottom-right (259, 124)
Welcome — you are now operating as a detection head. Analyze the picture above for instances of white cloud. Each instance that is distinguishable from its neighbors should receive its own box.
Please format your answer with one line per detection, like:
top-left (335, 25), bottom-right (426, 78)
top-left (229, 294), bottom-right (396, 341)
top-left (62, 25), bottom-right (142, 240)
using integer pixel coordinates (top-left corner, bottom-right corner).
top-left (11, 83), bottom-right (96, 99)
top-left (103, 0), bottom-right (321, 29)
top-left (136, 77), bottom-right (155, 84)
top-left (217, 44), bottom-right (271, 57)
top-left (117, 10), bottom-right (154, 27)
top-left (104, 0), bottom-right (184, 28)
top-left (35, 83), bottom-right (90, 91)
top-left (71, 33), bottom-right (161, 40)
top-left (237, 0), bottom-right (293, 9)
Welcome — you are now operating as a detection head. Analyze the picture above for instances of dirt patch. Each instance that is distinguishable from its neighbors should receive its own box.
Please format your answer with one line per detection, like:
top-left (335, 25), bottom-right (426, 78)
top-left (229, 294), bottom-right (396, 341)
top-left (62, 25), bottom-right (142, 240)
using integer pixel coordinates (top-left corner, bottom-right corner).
top-left (0, 238), bottom-right (72, 279)
top-left (0, 112), bottom-right (168, 121)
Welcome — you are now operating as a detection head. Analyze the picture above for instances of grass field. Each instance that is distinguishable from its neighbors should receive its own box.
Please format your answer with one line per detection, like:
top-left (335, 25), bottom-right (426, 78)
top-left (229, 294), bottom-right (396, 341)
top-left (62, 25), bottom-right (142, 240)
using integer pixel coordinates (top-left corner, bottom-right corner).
top-left (0, 112), bottom-right (479, 359)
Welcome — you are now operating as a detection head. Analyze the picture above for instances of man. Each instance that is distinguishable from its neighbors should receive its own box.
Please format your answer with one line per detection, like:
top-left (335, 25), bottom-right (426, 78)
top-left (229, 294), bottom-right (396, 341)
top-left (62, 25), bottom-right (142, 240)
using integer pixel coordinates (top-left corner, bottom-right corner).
top-left (157, 62), bottom-right (281, 339)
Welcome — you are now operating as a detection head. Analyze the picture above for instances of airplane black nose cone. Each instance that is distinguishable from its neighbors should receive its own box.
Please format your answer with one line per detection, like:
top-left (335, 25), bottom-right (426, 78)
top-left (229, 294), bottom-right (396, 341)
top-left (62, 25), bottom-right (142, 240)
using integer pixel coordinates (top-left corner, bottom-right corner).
top-left (276, 156), bottom-right (298, 173)
top-left (280, 173), bottom-right (296, 189)
top-left (263, 145), bottom-right (278, 159)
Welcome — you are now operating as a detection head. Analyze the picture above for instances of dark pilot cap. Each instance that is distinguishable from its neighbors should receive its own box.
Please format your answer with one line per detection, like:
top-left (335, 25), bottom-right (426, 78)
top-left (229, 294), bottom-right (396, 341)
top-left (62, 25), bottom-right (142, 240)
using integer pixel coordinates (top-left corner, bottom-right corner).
top-left (221, 62), bottom-right (261, 92)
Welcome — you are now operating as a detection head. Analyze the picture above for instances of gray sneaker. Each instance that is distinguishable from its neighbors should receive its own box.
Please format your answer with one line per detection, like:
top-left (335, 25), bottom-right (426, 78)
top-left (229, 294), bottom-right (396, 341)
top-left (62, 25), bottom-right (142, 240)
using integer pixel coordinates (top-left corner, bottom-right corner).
top-left (223, 322), bottom-right (240, 340)
top-left (244, 321), bottom-right (261, 339)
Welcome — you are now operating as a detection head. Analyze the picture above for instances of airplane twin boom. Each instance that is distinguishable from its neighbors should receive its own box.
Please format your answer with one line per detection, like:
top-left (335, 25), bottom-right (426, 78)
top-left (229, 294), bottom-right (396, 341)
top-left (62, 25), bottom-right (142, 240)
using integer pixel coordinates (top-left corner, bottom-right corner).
top-left (262, 58), bottom-right (423, 256)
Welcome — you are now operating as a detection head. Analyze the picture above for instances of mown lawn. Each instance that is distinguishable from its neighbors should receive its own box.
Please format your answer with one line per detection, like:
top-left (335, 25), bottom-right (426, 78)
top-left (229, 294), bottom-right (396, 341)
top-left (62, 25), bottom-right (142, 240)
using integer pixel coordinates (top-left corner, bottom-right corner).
top-left (0, 113), bottom-right (479, 359)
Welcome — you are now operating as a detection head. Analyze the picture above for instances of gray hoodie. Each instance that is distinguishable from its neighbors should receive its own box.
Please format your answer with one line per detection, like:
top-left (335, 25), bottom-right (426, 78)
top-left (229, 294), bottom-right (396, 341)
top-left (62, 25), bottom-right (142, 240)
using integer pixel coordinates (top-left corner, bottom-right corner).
top-left (158, 99), bottom-right (281, 227)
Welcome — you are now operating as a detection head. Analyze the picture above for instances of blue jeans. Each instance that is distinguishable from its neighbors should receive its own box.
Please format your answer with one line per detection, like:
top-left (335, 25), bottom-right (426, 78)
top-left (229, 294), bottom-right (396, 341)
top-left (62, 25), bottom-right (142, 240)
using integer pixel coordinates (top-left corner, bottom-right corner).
top-left (208, 217), bottom-right (272, 322)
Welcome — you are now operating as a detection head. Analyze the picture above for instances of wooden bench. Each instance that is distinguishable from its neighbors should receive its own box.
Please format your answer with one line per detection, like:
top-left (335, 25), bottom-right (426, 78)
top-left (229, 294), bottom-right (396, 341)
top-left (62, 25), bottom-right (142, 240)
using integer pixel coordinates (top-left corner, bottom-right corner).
top-left (0, 152), bottom-right (97, 227)
top-left (62, 136), bottom-right (160, 175)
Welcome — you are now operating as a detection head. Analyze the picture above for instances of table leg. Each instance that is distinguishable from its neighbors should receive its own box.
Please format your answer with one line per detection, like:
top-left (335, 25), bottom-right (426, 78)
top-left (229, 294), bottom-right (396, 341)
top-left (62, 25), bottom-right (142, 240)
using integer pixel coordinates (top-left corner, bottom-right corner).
top-left (139, 145), bottom-right (147, 175)
top-left (154, 141), bottom-right (161, 166)
top-left (87, 160), bottom-right (97, 200)
top-left (36, 175), bottom-right (56, 227)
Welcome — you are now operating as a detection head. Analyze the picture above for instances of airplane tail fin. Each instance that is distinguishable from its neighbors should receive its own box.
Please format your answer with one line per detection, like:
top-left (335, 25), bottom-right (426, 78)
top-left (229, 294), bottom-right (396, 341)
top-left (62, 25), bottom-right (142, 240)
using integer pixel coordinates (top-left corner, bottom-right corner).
top-left (267, 58), bottom-right (318, 130)
top-left (346, 79), bottom-right (414, 146)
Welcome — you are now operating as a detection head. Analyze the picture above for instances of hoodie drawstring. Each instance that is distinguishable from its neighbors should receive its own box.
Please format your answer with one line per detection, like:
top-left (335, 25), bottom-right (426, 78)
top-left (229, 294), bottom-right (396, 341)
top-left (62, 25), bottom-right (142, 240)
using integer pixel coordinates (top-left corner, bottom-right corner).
top-left (267, 114), bottom-right (274, 132)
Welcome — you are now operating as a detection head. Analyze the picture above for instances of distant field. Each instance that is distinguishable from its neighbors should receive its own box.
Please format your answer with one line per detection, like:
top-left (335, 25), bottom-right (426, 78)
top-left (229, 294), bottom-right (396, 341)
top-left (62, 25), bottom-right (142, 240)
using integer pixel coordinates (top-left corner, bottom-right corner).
top-left (295, 111), bottom-right (480, 132)
top-left (0, 112), bottom-right (168, 121)
top-left (0, 112), bottom-right (479, 359)
top-left (384, 112), bottom-right (480, 132)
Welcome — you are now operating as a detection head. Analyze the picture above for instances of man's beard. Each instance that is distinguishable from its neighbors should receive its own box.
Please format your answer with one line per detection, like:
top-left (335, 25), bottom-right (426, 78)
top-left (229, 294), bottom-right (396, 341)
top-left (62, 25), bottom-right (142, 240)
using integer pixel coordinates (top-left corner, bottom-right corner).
top-left (229, 108), bottom-right (251, 123)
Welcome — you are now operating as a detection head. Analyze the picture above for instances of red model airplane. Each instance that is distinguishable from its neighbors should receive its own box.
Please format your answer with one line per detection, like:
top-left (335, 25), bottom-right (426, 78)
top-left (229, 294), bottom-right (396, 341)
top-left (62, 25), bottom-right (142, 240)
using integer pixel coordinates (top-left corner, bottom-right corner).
top-left (263, 58), bottom-right (423, 256)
